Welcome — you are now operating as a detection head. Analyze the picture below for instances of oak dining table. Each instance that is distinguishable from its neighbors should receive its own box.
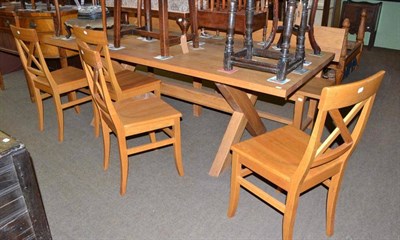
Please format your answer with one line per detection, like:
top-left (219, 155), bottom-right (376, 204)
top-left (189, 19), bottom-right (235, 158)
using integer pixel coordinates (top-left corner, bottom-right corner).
top-left (42, 34), bottom-right (334, 177)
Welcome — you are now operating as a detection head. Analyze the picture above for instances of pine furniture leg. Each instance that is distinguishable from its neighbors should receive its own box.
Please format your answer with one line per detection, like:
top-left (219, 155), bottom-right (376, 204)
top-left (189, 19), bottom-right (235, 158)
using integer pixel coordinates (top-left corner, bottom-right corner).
top-left (209, 84), bottom-right (264, 176)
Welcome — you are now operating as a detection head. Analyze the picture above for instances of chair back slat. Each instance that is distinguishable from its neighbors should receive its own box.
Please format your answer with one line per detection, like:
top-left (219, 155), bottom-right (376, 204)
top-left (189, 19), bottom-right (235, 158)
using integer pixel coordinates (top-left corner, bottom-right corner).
top-left (73, 27), bottom-right (123, 100)
top-left (77, 38), bottom-right (122, 134)
top-left (297, 71), bottom-right (384, 178)
top-left (10, 25), bottom-right (55, 89)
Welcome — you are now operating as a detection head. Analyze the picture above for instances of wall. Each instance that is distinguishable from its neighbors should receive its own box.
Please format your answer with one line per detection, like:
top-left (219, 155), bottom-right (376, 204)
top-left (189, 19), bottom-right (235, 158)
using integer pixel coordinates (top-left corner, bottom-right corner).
top-left (372, 1), bottom-right (400, 50)
top-left (345, 0), bottom-right (400, 50)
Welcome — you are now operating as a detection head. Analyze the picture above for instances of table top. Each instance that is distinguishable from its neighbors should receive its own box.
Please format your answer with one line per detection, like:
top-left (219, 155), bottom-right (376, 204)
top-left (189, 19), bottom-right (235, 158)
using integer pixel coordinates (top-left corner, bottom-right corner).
top-left (43, 35), bottom-right (334, 98)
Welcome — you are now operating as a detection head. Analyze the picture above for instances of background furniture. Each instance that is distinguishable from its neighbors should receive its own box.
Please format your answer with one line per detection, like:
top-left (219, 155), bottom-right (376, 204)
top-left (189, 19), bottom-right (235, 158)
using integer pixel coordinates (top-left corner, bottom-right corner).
top-left (78, 40), bottom-right (183, 195)
top-left (228, 71), bottom-right (385, 239)
top-left (196, 0), bottom-right (268, 35)
top-left (340, 0), bottom-right (382, 50)
top-left (0, 4), bottom-right (21, 92)
top-left (104, 0), bottom-right (198, 56)
top-left (334, 10), bottom-right (366, 84)
top-left (0, 131), bottom-right (52, 239)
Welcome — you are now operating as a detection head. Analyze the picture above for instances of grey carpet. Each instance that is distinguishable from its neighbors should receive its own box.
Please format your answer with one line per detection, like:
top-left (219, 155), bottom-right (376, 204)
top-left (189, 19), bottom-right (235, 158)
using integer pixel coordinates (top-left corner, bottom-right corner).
top-left (0, 47), bottom-right (399, 240)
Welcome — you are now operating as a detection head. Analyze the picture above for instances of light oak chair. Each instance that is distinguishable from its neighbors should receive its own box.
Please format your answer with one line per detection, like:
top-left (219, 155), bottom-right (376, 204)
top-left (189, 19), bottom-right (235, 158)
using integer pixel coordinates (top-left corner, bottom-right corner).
top-left (10, 25), bottom-right (92, 142)
top-left (77, 38), bottom-right (184, 195)
top-left (228, 71), bottom-right (385, 239)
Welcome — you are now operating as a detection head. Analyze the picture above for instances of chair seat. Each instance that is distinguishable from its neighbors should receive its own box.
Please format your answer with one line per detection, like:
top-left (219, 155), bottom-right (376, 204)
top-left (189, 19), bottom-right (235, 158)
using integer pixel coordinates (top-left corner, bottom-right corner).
top-left (232, 125), bottom-right (341, 191)
top-left (35, 66), bottom-right (87, 92)
top-left (108, 70), bottom-right (161, 100)
top-left (295, 77), bottom-right (335, 99)
top-left (232, 126), bottom-right (308, 187)
top-left (114, 97), bottom-right (181, 135)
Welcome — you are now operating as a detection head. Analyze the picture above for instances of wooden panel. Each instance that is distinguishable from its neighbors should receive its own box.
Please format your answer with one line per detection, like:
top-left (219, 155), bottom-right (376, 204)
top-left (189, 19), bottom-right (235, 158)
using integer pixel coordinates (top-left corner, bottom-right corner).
top-left (0, 131), bottom-right (52, 239)
top-left (0, 11), bottom-right (18, 53)
top-left (0, 213), bottom-right (35, 239)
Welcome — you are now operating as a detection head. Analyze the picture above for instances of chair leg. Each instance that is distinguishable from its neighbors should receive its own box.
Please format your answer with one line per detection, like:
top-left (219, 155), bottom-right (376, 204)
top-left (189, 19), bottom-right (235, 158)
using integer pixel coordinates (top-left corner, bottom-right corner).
top-left (173, 118), bottom-right (184, 176)
top-left (117, 135), bottom-right (129, 195)
top-left (34, 88), bottom-right (44, 132)
top-left (292, 95), bottom-right (306, 129)
top-left (283, 191), bottom-right (300, 240)
top-left (102, 122), bottom-right (111, 170)
top-left (68, 91), bottom-right (81, 114)
top-left (53, 95), bottom-right (64, 142)
top-left (326, 173), bottom-right (344, 236)
top-left (335, 66), bottom-right (344, 85)
top-left (305, 99), bottom-right (318, 130)
top-left (227, 152), bottom-right (241, 218)
top-left (92, 103), bottom-right (100, 138)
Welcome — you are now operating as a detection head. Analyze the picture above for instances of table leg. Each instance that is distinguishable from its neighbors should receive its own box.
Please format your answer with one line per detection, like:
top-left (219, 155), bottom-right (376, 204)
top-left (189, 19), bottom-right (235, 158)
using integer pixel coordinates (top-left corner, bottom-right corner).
top-left (158, 0), bottom-right (169, 57)
top-left (192, 78), bottom-right (203, 116)
top-left (189, 0), bottom-right (199, 48)
top-left (292, 94), bottom-right (306, 129)
top-left (209, 111), bottom-right (248, 176)
top-left (58, 47), bottom-right (68, 69)
top-left (114, 0), bottom-right (122, 48)
top-left (209, 84), bottom-right (266, 177)
top-left (216, 84), bottom-right (266, 136)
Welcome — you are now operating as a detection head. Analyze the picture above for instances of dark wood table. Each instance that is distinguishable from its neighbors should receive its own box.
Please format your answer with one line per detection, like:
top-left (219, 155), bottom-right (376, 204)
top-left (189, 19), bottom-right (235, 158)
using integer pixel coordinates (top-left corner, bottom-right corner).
top-left (43, 35), bottom-right (334, 176)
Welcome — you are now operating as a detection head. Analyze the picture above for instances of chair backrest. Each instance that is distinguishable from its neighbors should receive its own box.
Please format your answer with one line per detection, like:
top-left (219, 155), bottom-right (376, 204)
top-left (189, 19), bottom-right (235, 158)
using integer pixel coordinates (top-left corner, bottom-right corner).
top-left (72, 27), bottom-right (124, 100)
top-left (76, 38), bottom-right (122, 134)
top-left (293, 71), bottom-right (384, 187)
top-left (10, 25), bottom-right (56, 90)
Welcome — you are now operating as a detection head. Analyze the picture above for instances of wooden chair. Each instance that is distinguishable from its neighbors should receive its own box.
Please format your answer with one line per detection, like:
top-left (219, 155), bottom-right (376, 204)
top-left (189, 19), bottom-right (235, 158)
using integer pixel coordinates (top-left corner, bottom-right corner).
top-left (72, 26), bottom-right (162, 136)
top-left (77, 38), bottom-right (184, 195)
top-left (228, 71), bottom-right (385, 239)
top-left (10, 25), bottom-right (92, 142)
